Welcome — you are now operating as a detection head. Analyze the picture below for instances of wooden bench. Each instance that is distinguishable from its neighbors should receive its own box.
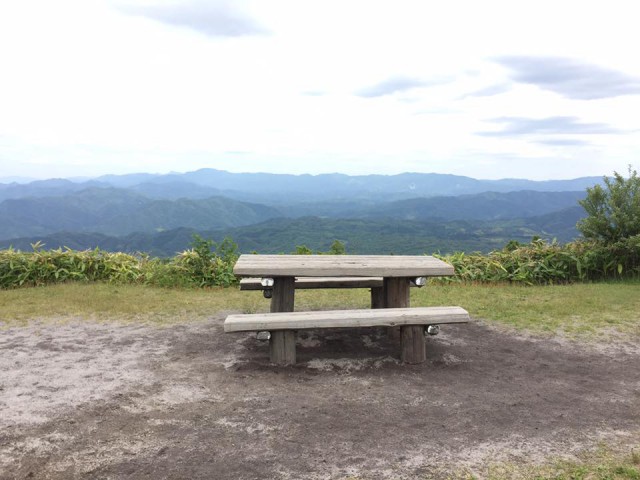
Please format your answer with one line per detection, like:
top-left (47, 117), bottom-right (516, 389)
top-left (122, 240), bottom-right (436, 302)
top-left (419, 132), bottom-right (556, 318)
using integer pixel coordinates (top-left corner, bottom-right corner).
top-left (224, 306), bottom-right (470, 365)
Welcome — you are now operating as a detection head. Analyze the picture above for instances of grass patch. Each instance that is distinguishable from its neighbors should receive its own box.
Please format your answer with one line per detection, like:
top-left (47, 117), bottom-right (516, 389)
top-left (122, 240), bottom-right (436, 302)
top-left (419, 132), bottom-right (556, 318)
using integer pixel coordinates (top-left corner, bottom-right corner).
top-left (445, 442), bottom-right (640, 480)
top-left (1, 282), bottom-right (639, 338)
top-left (411, 282), bottom-right (640, 338)
top-left (0, 283), bottom-right (265, 326)
top-left (296, 282), bottom-right (640, 338)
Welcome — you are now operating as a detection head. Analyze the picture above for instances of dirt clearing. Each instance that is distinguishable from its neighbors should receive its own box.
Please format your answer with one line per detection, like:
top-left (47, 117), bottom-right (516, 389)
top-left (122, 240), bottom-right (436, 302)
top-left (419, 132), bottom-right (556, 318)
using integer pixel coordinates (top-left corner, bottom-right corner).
top-left (1, 315), bottom-right (639, 479)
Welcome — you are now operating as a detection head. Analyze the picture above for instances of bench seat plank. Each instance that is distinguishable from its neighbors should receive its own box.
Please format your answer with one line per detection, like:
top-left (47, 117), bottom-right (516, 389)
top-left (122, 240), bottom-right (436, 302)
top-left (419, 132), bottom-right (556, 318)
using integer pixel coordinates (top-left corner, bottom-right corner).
top-left (239, 277), bottom-right (384, 290)
top-left (224, 306), bottom-right (469, 332)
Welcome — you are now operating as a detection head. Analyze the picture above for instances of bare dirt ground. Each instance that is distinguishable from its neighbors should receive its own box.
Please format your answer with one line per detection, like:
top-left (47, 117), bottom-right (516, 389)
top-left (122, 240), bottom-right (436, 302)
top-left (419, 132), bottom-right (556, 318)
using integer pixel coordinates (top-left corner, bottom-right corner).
top-left (1, 314), bottom-right (639, 480)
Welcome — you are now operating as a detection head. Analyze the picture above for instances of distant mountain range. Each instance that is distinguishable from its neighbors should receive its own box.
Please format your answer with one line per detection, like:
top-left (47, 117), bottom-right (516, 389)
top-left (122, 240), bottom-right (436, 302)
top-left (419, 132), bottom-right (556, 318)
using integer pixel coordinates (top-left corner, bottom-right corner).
top-left (281, 190), bottom-right (586, 221)
top-left (0, 168), bottom-right (597, 254)
top-left (96, 169), bottom-right (600, 201)
top-left (0, 169), bottom-right (601, 203)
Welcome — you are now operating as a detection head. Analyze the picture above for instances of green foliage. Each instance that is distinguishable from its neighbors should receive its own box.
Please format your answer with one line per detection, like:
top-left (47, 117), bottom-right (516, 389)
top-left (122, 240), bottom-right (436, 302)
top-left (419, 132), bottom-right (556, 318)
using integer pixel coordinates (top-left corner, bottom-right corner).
top-left (328, 239), bottom-right (346, 255)
top-left (293, 245), bottom-right (313, 254)
top-left (0, 243), bottom-right (145, 288)
top-left (438, 237), bottom-right (640, 285)
top-left (0, 235), bottom-right (239, 289)
top-left (578, 166), bottom-right (640, 244)
top-left (292, 240), bottom-right (346, 255)
top-left (2, 231), bottom-right (639, 290)
top-left (173, 235), bottom-right (239, 287)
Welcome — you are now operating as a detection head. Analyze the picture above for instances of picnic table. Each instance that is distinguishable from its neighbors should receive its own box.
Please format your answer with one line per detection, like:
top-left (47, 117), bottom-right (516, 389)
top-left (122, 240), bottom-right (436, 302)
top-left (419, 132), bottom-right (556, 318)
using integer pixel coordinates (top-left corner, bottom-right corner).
top-left (225, 254), bottom-right (468, 365)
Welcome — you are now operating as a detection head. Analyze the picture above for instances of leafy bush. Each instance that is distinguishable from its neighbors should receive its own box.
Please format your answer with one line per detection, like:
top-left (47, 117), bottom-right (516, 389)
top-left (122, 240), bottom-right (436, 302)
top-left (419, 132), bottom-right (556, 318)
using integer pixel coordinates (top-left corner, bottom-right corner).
top-left (0, 243), bottom-right (144, 288)
top-left (438, 237), bottom-right (640, 285)
top-left (578, 166), bottom-right (640, 243)
top-left (171, 235), bottom-right (239, 287)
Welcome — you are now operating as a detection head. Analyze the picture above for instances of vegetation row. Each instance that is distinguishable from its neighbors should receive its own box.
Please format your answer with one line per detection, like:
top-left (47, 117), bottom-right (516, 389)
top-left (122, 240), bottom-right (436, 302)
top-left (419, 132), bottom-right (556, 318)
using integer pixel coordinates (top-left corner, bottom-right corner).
top-left (1, 235), bottom-right (639, 290)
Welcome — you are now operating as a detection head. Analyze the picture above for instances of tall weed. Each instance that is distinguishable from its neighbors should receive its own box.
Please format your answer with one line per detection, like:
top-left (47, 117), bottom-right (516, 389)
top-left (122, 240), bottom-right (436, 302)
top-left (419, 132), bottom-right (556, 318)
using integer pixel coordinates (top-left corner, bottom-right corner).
top-left (0, 235), bottom-right (239, 289)
top-left (2, 235), bottom-right (639, 289)
top-left (438, 237), bottom-right (640, 285)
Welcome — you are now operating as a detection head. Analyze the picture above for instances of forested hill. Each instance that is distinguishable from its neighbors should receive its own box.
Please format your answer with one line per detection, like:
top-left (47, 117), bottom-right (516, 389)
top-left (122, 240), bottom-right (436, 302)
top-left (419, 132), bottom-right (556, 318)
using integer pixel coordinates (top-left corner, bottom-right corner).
top-left (0, 187), bottom-right (280, 239)
top-left (0, 207), bottom-right (585, 257)
top-left (278, 191), bottom-right (586, 220)
top-left (0, 187), bottom-right (586, 241)
top-left (0, 169), bottom-right (596, 255)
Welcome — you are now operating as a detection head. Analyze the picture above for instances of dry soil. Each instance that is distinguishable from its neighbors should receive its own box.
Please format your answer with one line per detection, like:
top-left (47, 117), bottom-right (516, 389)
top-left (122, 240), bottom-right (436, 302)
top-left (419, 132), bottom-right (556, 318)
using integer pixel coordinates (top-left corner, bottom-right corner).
top-left (1, 315), bottom-right (639, 479)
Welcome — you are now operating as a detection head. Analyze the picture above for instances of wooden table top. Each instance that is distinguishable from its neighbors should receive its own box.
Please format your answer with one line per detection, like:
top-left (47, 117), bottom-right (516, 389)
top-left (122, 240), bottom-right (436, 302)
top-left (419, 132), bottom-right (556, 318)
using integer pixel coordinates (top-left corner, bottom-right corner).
top-left (233, 254), bottom-right (454, 278)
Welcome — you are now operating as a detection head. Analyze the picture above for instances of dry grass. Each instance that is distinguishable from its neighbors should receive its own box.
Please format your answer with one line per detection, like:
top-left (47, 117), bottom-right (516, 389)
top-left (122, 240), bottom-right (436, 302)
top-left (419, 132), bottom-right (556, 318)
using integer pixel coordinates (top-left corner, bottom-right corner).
top-left (1, 282), bottom-right (639, 339)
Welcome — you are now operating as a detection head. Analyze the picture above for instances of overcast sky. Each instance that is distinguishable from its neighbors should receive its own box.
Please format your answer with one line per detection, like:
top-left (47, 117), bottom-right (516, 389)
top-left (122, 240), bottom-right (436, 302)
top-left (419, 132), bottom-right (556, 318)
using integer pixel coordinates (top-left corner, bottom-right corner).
top-left (1, 0), bottom-right (639, 181)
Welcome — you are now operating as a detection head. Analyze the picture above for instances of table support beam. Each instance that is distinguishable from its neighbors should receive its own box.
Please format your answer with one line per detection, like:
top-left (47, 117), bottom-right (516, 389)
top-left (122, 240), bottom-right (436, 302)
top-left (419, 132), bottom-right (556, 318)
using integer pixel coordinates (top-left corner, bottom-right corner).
top-left (370, 286), bottom-right (385, 309)
top-left (383, 277), bottom-right (410, 308)
top-left (269, 277), bottom-right (296, 365)
top-left (383, 277), bottom-right (426, 364)
top-left (384, 277), bottom-right (408, 342)
top-left (401, 325), bottom-right (427, 363)
top-left (270, 330), bottom-right (296, 365)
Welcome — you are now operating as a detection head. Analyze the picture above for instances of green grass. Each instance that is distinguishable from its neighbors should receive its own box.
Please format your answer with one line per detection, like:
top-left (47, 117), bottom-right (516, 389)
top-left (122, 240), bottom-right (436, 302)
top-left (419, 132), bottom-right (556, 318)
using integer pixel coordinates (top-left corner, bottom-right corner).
top-left (0, 283), bottom-right (263, 326)
top-left (1, 282), bottom-right (639, 339)
top-left (443, 443), bottom-right (640, 480)
top-left (340, 443), bottom-right (640, 479)
top-left (412, 281), bottom-right (640, 338)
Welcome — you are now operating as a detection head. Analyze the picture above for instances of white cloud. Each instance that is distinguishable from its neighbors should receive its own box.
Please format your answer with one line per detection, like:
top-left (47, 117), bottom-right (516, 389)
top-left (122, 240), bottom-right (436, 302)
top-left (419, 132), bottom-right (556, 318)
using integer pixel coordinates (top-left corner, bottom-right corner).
top-left (0, 0), bottom-right (639, 181)
top-left (116, 0), bottom-right (268, 37)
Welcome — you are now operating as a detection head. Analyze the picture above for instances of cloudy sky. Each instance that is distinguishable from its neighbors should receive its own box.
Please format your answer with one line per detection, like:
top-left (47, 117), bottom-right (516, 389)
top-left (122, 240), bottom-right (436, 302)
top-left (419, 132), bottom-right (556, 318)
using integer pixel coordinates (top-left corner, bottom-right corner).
top-left (1, 0), bottom-right (639, 181)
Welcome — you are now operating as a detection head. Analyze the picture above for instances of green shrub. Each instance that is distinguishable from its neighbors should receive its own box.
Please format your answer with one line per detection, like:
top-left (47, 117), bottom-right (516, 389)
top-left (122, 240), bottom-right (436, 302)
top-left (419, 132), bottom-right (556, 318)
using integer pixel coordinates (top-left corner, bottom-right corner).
top-left (578, 166), bottom-right (640, 243)
top-left (2, 234), bottom-right (639, 290)
top-left (437, 237), bottom-right (640, 285)
top-left (0, 244), bottom-right (144, 288)
top-left (170, 235), bottom-right (238, 288)
top-left (0, 235), bottom-right (239, 290)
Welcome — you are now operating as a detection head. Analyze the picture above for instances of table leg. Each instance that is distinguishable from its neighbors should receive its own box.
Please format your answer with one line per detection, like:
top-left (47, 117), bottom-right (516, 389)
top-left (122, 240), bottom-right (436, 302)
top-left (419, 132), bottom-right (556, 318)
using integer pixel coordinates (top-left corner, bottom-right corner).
top-left (383, 277), bottom-right (408, 341)
top-left (400, 325), bottom-right (426, 364)
top-left (383, 277), bottom-right (426, 364)
top-left (370, 286), bottom-right (385, 309)
top-left (383, 277), bottom-right (410, 308)
top-left (269, 276), bottom-right (296, 365)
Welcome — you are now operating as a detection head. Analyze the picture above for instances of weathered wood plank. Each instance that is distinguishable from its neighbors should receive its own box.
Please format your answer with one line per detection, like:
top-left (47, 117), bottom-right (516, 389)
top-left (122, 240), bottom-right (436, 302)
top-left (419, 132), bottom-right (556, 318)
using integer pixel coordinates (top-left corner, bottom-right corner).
top-left (240, 277), bottom-right (384, 290)
top-left (233, 255), bottom-right (454, 278)
top-left (224, 306), bottom-right (470, 332)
